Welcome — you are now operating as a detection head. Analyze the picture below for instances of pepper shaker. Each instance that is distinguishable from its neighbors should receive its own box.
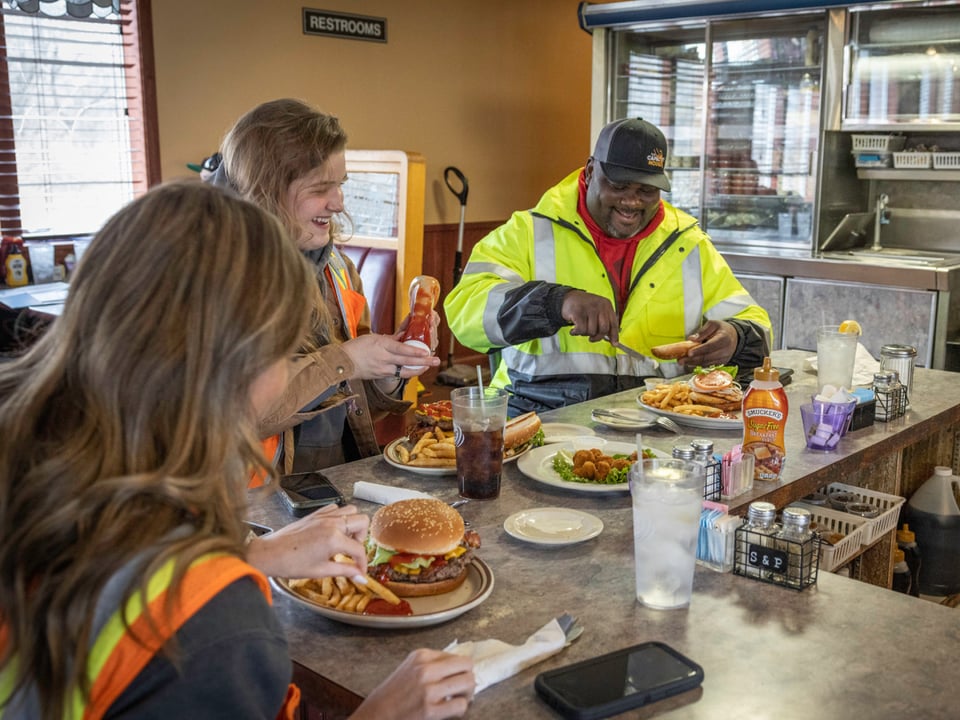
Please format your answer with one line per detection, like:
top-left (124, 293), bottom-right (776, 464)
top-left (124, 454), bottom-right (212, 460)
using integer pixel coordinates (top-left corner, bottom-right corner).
top-left (880, 344), bottom-right (916, 408)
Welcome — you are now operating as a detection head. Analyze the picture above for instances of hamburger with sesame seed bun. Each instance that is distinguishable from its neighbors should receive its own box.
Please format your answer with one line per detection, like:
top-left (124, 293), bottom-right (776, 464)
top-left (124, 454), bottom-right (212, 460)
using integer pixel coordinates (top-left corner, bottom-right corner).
top-left (365, 498), bottom-right (481, 597)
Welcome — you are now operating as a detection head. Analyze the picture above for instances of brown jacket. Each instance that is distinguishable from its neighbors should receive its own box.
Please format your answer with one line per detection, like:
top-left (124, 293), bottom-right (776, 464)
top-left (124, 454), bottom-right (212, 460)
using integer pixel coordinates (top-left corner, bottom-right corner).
top-left (257, 247), bottom-right (409, 473)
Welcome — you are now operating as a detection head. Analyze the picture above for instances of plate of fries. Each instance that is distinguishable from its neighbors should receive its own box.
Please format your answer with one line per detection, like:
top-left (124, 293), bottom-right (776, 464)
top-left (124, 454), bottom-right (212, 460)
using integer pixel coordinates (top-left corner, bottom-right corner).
top-left (274, 557), bottom-right (494, 629)
top-left (637, 382), bottom-right (742, 430)
top-left (383, 427), bottom-right (529, 475)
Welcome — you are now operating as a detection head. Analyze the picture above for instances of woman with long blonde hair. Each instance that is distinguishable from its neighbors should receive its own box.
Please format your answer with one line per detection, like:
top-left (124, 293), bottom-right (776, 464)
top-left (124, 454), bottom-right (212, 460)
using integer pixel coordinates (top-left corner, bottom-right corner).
top-left (0, 183), bottom-right (473, 719)
top-left (211, 98), bottom-right (440, 473)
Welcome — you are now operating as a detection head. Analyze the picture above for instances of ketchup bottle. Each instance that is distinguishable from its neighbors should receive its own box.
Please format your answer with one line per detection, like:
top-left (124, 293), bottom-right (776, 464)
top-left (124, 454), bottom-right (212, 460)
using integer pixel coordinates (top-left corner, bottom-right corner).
top-left (741, 357), bottom-right (788, 482)
top-left (401, 275), bottom-right (441, 368)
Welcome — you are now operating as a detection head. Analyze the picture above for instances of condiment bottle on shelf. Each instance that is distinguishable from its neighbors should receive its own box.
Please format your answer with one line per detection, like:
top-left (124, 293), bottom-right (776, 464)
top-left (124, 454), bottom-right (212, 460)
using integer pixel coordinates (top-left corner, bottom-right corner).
top-left (3, 239), bottom-right (29, 288)
top-left (892, 549), bottom-right (912, 594)
top-left (401, 275), bottom-right (441, 370)
top-left (741, 357), bottom-right (788, 482)
top-left (896, 523), bottom-right (922, 598)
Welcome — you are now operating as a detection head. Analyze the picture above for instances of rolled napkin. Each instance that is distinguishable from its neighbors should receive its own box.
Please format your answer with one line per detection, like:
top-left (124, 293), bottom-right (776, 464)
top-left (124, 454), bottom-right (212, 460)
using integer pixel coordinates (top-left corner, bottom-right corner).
top-left (444, 617), bottom-right (567, 693)
top-left (352, 481), bottom-right (432, 505)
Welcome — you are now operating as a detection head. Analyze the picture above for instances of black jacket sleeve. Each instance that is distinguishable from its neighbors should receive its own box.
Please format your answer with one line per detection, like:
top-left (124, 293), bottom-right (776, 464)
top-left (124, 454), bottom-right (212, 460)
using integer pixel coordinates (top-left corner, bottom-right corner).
top-left (497, 280), bottom-right (574, 346)
top-left (728, 318), bottom-right (770, 381)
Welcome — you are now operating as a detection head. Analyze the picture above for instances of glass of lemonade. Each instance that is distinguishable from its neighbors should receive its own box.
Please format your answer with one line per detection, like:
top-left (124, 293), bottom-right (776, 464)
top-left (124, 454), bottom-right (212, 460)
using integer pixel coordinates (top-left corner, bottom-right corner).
top-left (451, 386), bottom-right (508, 500)
top-left (816, 325), bottom-right (858, 392)
top-left (630, 458), bottom-right (704, 609)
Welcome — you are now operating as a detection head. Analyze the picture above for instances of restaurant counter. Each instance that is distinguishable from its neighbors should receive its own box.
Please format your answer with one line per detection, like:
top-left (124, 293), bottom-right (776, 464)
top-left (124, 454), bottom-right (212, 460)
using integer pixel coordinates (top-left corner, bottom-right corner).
top-left (247, 349), bottom-right (960, 719)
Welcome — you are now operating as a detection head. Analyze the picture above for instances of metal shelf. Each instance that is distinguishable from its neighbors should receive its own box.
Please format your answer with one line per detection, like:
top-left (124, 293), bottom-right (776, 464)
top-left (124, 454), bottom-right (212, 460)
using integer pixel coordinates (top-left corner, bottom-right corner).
top-left (857, 169), bottom-right (960, 181)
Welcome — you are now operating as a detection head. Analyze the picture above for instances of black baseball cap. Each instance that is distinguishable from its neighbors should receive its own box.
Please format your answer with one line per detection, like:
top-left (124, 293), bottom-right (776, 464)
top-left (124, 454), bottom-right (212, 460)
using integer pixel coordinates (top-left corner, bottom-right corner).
top-left (593, 118), bottom-right (671, 191)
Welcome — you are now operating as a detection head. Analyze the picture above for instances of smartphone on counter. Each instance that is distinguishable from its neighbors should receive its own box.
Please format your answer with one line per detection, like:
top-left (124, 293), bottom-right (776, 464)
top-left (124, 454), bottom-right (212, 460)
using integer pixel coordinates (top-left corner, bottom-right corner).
top-left (534, 641), bottom-right (704, 720)
top-left (278, 471), bottom-right (344, 517)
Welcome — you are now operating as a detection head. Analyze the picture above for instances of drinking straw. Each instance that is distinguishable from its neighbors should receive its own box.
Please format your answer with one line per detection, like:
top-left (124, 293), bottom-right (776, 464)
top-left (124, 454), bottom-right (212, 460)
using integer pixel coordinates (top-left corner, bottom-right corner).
top-left (476, 364), bottom-right (485, 410)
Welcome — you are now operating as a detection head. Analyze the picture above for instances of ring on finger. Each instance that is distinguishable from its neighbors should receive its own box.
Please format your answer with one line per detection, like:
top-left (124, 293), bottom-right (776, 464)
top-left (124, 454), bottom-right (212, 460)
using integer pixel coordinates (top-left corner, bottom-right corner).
top-left (394, 364), bottom-right (402, 378)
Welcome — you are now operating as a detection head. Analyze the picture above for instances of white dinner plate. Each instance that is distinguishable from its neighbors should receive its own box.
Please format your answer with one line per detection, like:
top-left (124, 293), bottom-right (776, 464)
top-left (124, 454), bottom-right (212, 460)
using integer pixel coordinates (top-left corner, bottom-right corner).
top-left (636, 390), bottom-right (742, 430)
top-left (540, 423), bottom-right (596, 444)
top-left (383, 437), bottom-right (529, 476)
top-left (272, 558), bottom-right (494, 629)
top-left (516, 440), bottom-right (651, 494)
top-left (590, 407), bottom-right (658, 431)
top-left (503, 507), bottom-right (604, 546)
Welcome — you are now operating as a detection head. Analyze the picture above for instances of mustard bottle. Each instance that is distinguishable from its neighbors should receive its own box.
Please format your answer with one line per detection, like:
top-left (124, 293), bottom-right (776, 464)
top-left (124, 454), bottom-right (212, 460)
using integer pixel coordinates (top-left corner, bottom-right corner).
top-left (4, 244), bottom-right (29, 288)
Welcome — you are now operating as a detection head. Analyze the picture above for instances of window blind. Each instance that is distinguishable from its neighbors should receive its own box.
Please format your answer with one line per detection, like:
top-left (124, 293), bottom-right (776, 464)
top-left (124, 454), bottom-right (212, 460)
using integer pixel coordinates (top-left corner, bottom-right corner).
top-left (0, 0), bottom-right (153, 239)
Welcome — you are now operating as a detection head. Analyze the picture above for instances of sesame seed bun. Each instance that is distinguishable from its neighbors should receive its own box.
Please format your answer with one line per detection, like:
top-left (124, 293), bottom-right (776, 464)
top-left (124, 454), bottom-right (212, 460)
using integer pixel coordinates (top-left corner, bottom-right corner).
top-left (369, 498), bottom-right (465, 556)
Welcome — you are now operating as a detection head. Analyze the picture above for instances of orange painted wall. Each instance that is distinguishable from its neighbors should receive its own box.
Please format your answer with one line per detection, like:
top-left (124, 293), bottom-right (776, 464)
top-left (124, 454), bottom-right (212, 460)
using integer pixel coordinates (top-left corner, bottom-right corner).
top-left (151, 0), bottom-right (596, 225)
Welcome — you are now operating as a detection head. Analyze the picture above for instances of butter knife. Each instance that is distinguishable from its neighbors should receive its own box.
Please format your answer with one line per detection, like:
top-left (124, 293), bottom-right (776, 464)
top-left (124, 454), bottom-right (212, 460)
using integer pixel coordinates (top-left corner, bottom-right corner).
top-left (605, 336), bottom-right (647, 362)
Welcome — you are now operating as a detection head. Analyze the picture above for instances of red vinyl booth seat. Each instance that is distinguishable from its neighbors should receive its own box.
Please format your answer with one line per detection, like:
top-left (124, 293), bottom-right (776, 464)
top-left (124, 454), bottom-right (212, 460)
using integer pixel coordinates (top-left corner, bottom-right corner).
top-left (337, 244), bottom-right (397, 335)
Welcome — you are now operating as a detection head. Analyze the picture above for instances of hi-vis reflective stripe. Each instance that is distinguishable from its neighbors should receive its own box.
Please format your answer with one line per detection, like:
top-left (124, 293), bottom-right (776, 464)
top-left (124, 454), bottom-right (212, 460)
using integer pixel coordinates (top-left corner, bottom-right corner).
top-left (76, 554), bottom-right (268, 719)
top-left (0, 555), bottom-right (276, 720)
top-left (467, 260), bottom-right (525, 348)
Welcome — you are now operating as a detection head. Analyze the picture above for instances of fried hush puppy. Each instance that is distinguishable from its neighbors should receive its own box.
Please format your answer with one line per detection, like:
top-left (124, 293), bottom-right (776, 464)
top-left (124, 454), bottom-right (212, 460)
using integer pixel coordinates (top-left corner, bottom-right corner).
top-left (571, 448), bottom-right (637, 481)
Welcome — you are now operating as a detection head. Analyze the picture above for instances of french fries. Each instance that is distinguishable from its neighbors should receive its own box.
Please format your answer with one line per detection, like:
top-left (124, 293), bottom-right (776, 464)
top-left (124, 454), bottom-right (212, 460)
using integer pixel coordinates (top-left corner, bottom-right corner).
top-left (287, 554), bottom-right (402, 614)
top-left (641, 382), bottom-right (728, 418)
top-left (390, 426), bottom-right (457, 468)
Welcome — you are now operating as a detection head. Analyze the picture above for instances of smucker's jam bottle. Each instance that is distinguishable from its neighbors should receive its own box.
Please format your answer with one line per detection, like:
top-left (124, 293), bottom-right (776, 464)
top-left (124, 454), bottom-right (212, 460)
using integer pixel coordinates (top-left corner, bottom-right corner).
top-left (741, 357), bottom-right (788, 483)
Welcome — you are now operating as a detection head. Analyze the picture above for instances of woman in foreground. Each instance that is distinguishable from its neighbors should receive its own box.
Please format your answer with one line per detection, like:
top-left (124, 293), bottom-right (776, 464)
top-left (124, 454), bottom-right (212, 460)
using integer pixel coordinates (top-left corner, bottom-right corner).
top-left (0, 183), bottom-right (472, 719)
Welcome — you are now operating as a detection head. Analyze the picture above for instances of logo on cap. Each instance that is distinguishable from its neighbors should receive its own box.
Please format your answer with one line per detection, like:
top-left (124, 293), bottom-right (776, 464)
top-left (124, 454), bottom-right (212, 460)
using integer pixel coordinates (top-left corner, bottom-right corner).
top-left (646, 148), bottom-right (665, 170)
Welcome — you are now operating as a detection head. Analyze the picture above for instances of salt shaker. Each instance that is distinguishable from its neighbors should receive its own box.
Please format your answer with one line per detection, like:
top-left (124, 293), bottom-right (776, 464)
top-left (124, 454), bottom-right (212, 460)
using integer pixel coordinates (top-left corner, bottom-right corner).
top-left (737, 501), bottom-right (780, 580)
top-left (880, 344), bottom-right (916, 407)
top-left (691, 438), bottom-right (721, 502)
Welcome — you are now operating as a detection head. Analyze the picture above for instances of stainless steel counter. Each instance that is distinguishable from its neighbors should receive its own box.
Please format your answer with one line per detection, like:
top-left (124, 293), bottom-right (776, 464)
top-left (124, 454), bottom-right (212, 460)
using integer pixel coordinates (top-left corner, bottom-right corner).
top-left (722, 247), bottom-right (960, 292)
top-left (249, 350), bottom-right (960, 719)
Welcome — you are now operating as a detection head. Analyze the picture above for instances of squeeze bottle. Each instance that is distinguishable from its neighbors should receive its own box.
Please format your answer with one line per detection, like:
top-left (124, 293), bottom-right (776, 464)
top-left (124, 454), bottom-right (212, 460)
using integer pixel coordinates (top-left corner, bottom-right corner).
top-left (4, 241), bottom-right (29, 288)
top-left (401, 275), bottom-right (441, 370)
top-left (741, 357), bottom-right (788, 482)
top-left (896, 523), bottom-right (922, 598)
top-left (891, 548), bottom-right (912, 594)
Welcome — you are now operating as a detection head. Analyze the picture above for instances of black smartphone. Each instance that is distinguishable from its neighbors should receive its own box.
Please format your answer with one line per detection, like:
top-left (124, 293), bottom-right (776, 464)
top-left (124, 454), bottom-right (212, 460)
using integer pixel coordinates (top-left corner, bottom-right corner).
top-left (278, 471), bottom-right (344, 517)
top-left (534, 641), bottom-right (704, 720)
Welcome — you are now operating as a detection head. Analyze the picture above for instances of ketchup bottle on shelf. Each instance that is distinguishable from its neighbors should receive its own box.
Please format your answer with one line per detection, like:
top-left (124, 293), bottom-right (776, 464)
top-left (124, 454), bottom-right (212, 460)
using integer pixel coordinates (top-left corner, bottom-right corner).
top-left (401, 275), bottom-right (441, 369)
top-left (741, 357), bottom-right (788, 483)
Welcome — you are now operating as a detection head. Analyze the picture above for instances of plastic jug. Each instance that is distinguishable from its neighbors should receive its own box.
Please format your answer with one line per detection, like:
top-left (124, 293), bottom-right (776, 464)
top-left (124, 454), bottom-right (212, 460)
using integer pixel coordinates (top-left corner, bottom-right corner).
top-left (903, 466), bottom-right (960, 596)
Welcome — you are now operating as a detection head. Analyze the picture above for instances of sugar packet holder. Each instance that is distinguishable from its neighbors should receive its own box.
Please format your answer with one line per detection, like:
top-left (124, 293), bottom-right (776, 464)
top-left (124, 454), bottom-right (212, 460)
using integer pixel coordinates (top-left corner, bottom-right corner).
top-left (721, 444), bottom-right (754, 499)
top-left (696, 500), bottom-right (742, 573)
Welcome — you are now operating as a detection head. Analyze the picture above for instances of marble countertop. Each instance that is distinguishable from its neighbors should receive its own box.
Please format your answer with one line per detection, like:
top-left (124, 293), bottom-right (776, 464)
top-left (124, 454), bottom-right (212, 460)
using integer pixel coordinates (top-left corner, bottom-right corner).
top-left (248, 350), bottom-right (960, 719)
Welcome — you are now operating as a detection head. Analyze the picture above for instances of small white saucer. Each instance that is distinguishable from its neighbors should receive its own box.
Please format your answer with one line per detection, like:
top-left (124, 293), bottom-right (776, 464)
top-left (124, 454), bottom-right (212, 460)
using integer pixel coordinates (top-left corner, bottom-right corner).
top-left (503, 507), bottom-right (604, 546)
top-left (540, 423), bottom-right (596, 444)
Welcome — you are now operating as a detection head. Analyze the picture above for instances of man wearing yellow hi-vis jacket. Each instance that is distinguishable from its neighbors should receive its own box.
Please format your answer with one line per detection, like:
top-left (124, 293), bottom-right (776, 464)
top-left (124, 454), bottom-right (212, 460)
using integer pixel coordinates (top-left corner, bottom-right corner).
top-left (445, 118), bottom-right (772, 415)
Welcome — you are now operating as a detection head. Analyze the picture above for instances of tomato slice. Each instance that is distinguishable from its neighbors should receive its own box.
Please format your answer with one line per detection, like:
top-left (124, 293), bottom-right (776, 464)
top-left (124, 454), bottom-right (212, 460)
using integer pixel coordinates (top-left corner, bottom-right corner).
top-left (692, 370), bottom-right (733, 392)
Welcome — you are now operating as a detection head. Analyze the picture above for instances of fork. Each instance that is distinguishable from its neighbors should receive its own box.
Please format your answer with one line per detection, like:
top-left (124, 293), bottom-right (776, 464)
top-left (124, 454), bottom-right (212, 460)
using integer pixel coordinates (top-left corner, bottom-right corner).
top-left (555, 613), bottom-right (584, 646)
top-left (655, 416), bottom-right (683, 434)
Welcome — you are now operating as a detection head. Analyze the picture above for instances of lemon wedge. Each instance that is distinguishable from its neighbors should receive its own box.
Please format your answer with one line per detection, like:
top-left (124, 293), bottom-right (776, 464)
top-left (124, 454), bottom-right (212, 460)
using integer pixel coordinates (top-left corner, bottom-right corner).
top-left (839, 320), bottom-right (862, 335)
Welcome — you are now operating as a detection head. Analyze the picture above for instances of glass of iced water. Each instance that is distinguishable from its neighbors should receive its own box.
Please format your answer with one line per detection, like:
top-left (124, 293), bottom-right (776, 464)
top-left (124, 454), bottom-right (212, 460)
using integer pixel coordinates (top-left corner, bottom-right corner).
top-left (630, 458), bottom-right (704, 609)
top-left (816, 325), bottom-right (858, 392)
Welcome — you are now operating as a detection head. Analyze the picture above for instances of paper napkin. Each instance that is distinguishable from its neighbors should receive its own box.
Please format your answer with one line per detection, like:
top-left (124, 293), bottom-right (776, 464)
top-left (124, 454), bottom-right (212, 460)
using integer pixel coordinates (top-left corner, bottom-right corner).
top-left (352, 481), bottom-right (432, 505)
top-left (444, 617), bottom-right (567, 693)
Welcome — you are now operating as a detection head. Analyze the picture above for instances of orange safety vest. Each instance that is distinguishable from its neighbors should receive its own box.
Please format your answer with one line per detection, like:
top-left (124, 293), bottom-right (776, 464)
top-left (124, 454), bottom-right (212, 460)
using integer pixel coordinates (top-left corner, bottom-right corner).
top-left (0, 554), bottom-right (299, 719)
top-left (325, 246), bottom-right (366, 339)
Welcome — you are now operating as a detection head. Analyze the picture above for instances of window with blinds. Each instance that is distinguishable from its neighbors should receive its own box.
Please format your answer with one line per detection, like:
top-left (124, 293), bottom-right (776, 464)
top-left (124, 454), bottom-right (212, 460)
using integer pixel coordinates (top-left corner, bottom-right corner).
top-left (0, 0), bottom-right (154, 239)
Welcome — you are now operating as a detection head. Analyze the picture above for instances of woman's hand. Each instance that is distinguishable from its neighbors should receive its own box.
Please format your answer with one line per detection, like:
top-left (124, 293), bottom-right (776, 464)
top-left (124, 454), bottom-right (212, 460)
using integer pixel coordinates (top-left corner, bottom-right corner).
top-left (350, 649), bottom-right (475, 720)
top-left (246, 503), bottom-right (369, 579)
top-left (342, 332), bottom-right (440, 381)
